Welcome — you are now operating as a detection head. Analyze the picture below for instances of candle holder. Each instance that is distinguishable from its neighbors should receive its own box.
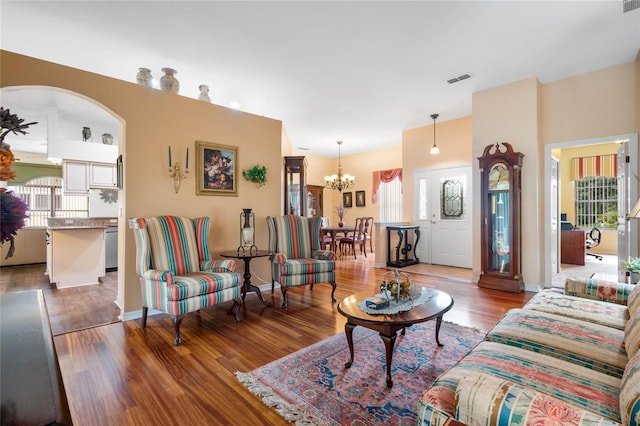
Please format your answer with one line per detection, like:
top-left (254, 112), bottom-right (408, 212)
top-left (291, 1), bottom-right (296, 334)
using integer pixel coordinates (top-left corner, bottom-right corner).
top-left (238, 208), bottom-right (257, 254)
top-left (168, 145), bottom-right (189, 193)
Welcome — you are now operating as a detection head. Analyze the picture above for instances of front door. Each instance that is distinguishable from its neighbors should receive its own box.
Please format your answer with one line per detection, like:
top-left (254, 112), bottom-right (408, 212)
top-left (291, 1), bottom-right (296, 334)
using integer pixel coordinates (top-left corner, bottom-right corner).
top-left (414, 166), bottom-right (472, 268)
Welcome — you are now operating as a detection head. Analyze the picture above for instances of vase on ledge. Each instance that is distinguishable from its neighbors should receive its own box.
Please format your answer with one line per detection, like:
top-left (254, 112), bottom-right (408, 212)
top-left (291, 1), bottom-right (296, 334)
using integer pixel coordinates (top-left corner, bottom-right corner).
top-left (338, 221), bottom-right (344, 227)
top-left (160, 67), bottom-right (179, 93)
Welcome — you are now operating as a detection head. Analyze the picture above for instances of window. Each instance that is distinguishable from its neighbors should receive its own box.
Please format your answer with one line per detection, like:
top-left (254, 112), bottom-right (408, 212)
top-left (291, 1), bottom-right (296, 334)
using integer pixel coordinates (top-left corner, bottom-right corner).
top-left (377, 177), bottom-right (403, 222)
top-left (7, 177), bottom-right (88, 227)
top-left (575, 176), bottom-right (617, 229)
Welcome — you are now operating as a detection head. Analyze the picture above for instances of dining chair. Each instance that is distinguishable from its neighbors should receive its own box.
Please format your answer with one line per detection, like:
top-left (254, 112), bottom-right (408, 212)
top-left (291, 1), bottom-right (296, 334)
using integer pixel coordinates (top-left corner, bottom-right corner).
top-left (339, 217), bottom-right (367, 259)
top-left (364, 216), bottom-right (374, 253)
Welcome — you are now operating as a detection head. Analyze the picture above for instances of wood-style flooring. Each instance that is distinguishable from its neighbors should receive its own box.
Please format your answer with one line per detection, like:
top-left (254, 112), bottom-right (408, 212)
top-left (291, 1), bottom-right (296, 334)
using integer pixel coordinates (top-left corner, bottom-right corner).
top-left (0, 264), bottom-right (120, 336)
top-left (4, 255), bottom-right (534, 425)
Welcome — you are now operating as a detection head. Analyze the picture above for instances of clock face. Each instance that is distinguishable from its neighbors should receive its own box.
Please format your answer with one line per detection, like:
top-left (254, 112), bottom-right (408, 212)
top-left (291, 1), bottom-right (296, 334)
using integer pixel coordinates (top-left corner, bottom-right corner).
top-left (488, 163), bottom-right (510, 191)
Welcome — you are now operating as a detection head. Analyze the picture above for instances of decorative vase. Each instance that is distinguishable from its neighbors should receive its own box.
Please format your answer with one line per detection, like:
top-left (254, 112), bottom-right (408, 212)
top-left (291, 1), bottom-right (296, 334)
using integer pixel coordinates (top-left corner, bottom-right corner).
top-left (160, 68), bottom-right (179, 93)
top-left (338, 221), bottom-right (344, 227)
top-left (240, 208), bottom-right (255, 250)
top-left (136, 68), bottom-right (153, 87)
top-left (82, 127), bottom-right (91, 142)
top-left (101, 133), bottom-right (114, 145)
top-left (198, 84), bottom-right (211, 102)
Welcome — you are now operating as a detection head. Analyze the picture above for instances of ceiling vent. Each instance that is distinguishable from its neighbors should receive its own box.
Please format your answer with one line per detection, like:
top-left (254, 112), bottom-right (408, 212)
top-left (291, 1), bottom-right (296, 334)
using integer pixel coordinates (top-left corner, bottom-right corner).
top-left (446, 73), bottom-right (471, 84)
top-left (623, 0), bottom-right (640, 13)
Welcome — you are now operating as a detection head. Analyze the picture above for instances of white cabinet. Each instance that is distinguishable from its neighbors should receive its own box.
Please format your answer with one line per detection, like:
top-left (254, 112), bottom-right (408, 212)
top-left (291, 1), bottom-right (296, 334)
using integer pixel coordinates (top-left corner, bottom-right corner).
top-left (89, 163), bottom-right (117, 188)
top-left (63, 160), bottom-right (89, 194)
top-left (47, 228), bottom-right (106, 288)
top-left (63, 160), bottom-right (116, 193)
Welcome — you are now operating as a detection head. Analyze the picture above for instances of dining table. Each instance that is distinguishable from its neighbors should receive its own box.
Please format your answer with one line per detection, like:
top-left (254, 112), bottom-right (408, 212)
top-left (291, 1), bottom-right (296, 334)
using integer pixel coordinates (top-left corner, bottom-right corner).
top-left (321, 225), bottom-right (356, 255)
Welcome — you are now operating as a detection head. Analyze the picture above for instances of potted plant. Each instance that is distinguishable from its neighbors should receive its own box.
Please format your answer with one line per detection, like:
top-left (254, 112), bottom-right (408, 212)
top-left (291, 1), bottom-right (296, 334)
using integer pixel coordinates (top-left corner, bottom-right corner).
top-left (624, 257), bottom-right (640, 283)
top-left (242, 164), bottom-right (267, 187)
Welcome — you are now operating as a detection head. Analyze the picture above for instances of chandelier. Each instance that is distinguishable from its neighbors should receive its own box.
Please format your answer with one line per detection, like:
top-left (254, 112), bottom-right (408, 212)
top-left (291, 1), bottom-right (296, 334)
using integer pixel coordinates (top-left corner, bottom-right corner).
top-left (324, 140), bottom-right (354, 192)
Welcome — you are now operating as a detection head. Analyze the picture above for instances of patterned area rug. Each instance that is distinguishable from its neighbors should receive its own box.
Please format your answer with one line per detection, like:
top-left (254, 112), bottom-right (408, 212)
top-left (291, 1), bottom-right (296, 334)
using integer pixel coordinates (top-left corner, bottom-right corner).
top-left (236, 321), bottom-right (485, 425)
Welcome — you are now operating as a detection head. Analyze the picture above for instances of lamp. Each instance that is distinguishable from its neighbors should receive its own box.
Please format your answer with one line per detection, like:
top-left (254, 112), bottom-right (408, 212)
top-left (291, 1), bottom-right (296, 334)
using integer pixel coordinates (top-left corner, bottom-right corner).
top-left (324, 140), bottom-right (354, 192)
top-left (168, 145), bottom-right (189, 193)
top-left (429, 113), bottom-right (440, 154)
top-left (238, 208), bottom-right (257, 254)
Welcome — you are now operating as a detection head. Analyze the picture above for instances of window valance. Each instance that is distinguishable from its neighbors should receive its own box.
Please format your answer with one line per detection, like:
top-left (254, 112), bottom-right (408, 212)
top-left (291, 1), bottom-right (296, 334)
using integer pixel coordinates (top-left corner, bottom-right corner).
top-left (372, 168), bottom-right (402, 203)
top-left (570, 154), bottom-right (617, 180)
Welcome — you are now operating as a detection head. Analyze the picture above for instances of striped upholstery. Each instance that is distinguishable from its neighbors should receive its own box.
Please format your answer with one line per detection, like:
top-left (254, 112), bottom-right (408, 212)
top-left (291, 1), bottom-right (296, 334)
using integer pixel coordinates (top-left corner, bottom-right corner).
top-left (129, 216), bottom-right (241, 345)
top-left (486, 308), bottom-right (627, 377)
top-left (266, 215), bottom-right (336, 308)
top-left (418, 341), bottom-right (623, 424)
top-left (455, 373), bottom-right (619, 425)
top-left (620, 351), bottom-right (640, 426)
top-left (565, 277), bottom-right (634, 306)
top-left (524, 290), bottom-right (630, 330)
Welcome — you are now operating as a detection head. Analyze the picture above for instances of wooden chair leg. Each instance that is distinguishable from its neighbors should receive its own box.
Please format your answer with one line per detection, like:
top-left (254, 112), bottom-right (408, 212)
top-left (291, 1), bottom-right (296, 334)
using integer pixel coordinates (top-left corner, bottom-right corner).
top-left (280, 287), bottom-right (289, 309)
top-left (171, 314), bottom-right (185, 346)
top-left (227, 299), bottom-right (242, 322)
top-left (141, 306), bottom-right (148, 328)
top-left (330, 281), bottom-right (337, 303)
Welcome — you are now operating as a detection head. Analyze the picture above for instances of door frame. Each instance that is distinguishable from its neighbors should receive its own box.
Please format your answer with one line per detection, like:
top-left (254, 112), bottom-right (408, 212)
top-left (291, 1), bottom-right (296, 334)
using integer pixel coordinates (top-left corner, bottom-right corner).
top-left (543, 133), bottom-right (638, 287)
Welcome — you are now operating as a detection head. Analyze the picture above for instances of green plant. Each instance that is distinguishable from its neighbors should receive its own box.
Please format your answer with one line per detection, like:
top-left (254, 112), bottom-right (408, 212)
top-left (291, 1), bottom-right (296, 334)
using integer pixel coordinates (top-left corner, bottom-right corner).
top-left (623, 257), bottom-right (640, 273)
top-left (242, 164), bottom-right (267, 187)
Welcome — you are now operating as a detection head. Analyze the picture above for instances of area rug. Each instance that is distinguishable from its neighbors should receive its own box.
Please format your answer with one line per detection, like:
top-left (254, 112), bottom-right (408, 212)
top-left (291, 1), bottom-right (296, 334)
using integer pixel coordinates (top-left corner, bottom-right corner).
top-left (236, 321), bottom-right (485, 425)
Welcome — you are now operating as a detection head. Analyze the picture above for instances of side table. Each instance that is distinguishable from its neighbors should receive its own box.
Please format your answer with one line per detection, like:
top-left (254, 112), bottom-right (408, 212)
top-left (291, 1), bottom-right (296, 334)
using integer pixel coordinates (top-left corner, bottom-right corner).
top-left (386, 225), bottom-right (420, 267)
top-left (220, 250), bottom-right (273, 306)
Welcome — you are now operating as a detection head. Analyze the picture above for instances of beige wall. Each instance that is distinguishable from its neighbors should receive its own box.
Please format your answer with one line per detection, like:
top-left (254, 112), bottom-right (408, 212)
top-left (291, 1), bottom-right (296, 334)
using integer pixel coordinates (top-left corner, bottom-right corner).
top-left (300, 145), bottom-right (403, 226)
top-left (402, 116), bottom-right (473, 222)
top-left (1, 50), bottom-right (283, 315)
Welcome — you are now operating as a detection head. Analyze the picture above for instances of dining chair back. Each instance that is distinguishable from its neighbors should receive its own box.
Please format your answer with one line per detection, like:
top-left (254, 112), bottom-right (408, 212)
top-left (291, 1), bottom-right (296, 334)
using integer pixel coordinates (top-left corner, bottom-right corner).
top-left (339, 217), bottom-right (367, 259)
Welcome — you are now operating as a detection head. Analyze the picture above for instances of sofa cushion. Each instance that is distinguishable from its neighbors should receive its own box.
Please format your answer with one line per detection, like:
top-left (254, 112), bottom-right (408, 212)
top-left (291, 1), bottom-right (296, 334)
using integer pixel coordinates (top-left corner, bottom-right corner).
top-left (486, 308), bottom-right (627, 377)
top-left (565, 277), bottom-right (633, 305)
top-left (524, 290), bottom-right (629, 330)
top-left (417, 341), bottom-right (622, 423)
top-left (629, 284), bottom-right (640, 313)
top-left (455, 373), bottom-right (619, 425)
top-left (625, 309), bottom-right (640, 359)
top-left (620, 350), bottom-right (640, 426)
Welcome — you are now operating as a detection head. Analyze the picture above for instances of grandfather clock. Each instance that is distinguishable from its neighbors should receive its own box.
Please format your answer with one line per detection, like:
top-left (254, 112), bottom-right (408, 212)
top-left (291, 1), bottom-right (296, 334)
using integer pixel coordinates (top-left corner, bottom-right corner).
top-left (478, 142), bottom-right (524, 293)
top-left (284, 156), bottom-right (308, 216)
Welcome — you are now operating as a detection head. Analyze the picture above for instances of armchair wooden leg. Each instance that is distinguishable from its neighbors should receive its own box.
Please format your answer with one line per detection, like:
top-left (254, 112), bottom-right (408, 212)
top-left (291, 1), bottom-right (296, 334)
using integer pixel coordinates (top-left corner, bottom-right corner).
top-left (141, 306), bottom-right (148, 328)
top-left (272, 280), bottom-right (275, 294)
top-left (330, 281), bottom-right (337, 303)
top-left (171, 314), bottom-right (185, 346)
top-left (280, 287), bottom-right (288, 309)
top-left (227, 299), bottom-right (242, 322)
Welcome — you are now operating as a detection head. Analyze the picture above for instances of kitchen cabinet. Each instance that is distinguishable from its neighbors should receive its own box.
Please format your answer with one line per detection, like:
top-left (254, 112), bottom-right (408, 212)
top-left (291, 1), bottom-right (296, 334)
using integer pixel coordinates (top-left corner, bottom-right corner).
top-left (89, 162), bottom-right (117, 188)
top-left (63, 160), bottom-right (89, 194)
top-left (63, 160), bottom-right (116, 193)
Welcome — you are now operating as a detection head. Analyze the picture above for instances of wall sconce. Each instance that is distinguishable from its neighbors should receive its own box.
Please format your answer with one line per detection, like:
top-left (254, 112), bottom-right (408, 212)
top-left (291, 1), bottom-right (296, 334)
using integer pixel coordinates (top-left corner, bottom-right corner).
top-left (168, 145), bottom-right (189, 193)
top-left (429, 113), bottom-right (440, 155)
top-left (238, 208), bottom-right (257, 254)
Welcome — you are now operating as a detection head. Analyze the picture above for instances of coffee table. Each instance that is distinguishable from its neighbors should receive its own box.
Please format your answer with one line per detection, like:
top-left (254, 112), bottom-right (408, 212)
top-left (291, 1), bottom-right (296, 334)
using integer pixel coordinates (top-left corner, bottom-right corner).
top-left (337, 286), bottom-right (454, 388)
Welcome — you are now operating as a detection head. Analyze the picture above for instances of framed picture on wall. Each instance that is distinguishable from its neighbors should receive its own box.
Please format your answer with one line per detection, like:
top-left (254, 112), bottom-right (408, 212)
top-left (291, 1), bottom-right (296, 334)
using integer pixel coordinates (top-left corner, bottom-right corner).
top-left (343, 191), bottom-right (353, 208)
top-left (196, 141), bottom-right (238, 196)
top-left (355, 190), bottom-right (365, 207)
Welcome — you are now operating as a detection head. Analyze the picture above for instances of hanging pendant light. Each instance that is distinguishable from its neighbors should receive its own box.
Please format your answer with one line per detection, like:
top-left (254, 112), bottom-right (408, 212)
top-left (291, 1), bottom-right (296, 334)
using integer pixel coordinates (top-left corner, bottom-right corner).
top-left (324, 140), bottom-right (355, 192)
top-left (430, 113), bottom-right (440, 155)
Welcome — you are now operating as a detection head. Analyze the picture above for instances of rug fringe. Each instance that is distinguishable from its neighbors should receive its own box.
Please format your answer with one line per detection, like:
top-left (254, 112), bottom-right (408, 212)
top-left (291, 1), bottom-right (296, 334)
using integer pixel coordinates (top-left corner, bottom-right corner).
top-left (235, 371), bottom-right (330, 425)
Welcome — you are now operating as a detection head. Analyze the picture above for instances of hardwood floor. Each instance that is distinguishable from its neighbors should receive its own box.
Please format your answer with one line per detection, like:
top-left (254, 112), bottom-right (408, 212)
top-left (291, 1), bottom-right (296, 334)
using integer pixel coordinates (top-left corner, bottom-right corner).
top-left (19, 255), bottom-right (533, 425)
top-left (0, 264), bottom-right (120, 336)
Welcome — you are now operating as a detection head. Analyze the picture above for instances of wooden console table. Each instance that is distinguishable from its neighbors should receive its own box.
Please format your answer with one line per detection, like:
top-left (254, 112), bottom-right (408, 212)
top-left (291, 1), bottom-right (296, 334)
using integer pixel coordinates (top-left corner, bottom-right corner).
top-left (561, 229), bottom-right (585, 265)
top-left (0, 290), bottom-right (72, 425)
top-left (386, 225), bottom-right (420, 267)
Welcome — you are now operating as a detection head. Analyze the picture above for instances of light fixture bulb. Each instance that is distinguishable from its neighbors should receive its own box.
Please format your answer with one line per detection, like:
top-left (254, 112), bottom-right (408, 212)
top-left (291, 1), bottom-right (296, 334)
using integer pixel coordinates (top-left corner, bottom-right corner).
top-left (430, 145), bottom-right (440, 155)
top-left (429, 113), bottom-right (440, 155)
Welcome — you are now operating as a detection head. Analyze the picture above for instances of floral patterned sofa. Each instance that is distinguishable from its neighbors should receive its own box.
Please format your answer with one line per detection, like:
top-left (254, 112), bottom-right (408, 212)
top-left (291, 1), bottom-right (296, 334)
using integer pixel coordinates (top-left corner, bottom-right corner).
top-left (417, 277), bottom-right (640, 425)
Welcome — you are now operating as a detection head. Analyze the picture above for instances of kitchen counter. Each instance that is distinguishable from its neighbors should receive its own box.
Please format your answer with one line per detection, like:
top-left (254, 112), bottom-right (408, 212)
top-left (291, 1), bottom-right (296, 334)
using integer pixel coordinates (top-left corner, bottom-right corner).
top-left (47, 217), bottom-right (117, 229)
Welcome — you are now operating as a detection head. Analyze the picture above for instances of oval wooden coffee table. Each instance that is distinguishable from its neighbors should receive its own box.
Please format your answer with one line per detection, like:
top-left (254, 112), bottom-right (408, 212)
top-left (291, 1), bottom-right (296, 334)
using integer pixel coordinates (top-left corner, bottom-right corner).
top-left (337, 286), bottom-right (454, 388)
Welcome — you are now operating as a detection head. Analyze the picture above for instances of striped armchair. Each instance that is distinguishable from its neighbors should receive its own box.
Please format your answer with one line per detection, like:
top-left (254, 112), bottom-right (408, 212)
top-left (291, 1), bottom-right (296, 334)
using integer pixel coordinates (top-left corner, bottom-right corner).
top-left (266, 215), bottom-right (337, 309)
top-left (129, 215), bottom-right (242, 345)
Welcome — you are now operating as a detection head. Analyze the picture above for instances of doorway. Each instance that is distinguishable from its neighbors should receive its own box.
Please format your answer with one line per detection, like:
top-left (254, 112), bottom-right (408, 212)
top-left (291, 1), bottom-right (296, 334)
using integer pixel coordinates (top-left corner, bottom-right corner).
top-left (414, 165), bottom-right (472, 268)
top-left (544, 133), bottom-right (638, 287)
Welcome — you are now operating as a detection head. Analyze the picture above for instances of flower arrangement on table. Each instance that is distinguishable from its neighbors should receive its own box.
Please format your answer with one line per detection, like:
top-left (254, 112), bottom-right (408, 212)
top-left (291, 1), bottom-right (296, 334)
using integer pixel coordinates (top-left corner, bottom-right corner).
top-left (0, 107), bottom-right (37, 259)
top-left (335, 204), bottom-right (346, 226)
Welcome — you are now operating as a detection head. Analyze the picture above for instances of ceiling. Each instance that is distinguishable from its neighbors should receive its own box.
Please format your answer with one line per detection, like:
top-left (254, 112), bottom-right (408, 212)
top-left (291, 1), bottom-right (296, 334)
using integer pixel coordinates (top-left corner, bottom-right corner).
top-left (1, 1), bottom-right (639, 160)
